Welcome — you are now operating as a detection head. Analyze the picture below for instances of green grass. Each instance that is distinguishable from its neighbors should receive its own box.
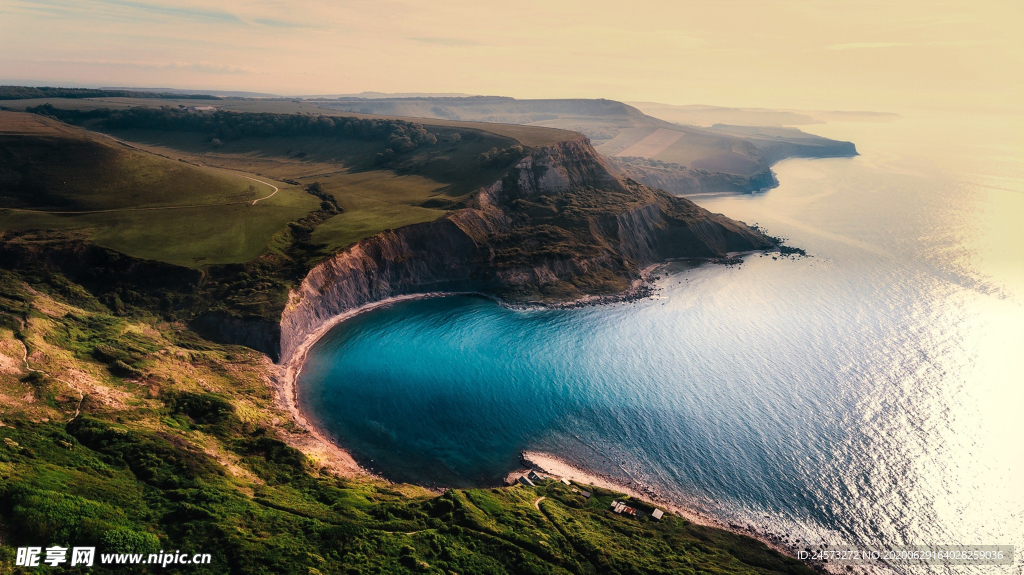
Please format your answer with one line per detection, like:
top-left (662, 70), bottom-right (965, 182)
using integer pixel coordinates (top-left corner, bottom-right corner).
top-left (0, 134), bottom-right (276, 266)
top-left (0, 112), bottom-right (323, 266)
top-left (0, 103), bottom-right (565, 267)
top-left (0, 134), bottom-right (271, 211)
top-left (0, 199), bottom-right (316, 267)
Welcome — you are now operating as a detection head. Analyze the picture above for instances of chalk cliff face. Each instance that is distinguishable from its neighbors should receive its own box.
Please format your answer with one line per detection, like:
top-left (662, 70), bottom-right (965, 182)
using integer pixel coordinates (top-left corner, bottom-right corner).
top-left (608, 157), bottom-right (779, 195)
top-left (279, 138), bottom-right (772, 363)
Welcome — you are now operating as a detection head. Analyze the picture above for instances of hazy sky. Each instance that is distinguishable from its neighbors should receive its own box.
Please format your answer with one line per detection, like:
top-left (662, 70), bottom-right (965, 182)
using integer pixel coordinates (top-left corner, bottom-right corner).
top-left (1, 0), bottom-right (1020, 112)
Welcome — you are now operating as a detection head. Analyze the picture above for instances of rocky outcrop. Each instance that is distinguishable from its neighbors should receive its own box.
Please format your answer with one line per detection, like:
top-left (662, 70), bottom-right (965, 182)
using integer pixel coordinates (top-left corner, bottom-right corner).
top-left (278, 138), bottom-right (773, 363)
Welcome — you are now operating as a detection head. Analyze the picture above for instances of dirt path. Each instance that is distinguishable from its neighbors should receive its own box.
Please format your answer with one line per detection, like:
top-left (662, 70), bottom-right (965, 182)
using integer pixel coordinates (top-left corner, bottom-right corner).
top-left (533, 496), bottom-right (546, 511)
top-left (2, 176), bottom-right (279, 215)
top-left (0, 131), bottom-right (281, 215)
top-left (246, 176), bottom-right (279, 204)
top-left (17, 321), bottom-right (84, 421)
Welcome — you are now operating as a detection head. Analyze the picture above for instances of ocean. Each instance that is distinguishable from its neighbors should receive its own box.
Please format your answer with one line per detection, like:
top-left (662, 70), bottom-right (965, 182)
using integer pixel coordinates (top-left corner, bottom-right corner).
top-left (297, 111), bottom-right (1024, 573)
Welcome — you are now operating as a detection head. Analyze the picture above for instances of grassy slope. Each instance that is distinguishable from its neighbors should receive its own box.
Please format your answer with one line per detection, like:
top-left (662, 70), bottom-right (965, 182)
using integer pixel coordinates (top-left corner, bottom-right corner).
top-left (0, 99), bottom-right (561, 256)
top-left (88, 125), bottom-right (525, 253)
top-left (0, 112), bottom-right (319, 267)
top-left (0, 106), bottom-right (542, 264)
top-left (0, 272), bottom-right (813, 575)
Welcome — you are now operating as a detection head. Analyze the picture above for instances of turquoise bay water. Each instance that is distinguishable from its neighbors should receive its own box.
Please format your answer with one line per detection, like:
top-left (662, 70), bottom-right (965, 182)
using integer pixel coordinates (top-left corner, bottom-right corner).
top-left (298, 113), bottom-right (1024, 571)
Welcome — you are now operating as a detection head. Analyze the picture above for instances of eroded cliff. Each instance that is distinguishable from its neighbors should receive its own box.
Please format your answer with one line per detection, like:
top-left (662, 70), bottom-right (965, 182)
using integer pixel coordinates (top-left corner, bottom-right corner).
top-left (279, 137), bottom-right (772, 363)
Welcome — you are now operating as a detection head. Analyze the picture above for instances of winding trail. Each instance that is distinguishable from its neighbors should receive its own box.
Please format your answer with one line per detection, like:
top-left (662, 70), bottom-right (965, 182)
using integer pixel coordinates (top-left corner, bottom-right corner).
top-left (16, 317), bottom-right (84, 421)
top-left (533, 496), bottom-right (546, 512)
top-left (0, 130), bottom-right (281, 215)
top-left (1, 175), bottom-right (280, 215)
top-left (246, 176), bottom-right (279, 204)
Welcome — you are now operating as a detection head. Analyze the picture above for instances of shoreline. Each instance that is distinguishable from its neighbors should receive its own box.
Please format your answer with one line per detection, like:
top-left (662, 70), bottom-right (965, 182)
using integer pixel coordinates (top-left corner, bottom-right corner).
top-left (519, 451), bottom-right (810, 565)
top-left (274, 264), bottom-right (667, 478)
top-left (271, 255), bottom-right (814, 566)
top-left (275, 291), bottom-right (466, 478)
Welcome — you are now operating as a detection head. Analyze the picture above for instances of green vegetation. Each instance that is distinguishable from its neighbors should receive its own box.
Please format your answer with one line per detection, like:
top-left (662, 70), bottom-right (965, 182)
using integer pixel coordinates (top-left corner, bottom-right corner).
top-left (0, 269), bottom-right (811, 574)
top-left (0, 112), bottom-right (320, 267)
top-left (6, 105), bottom-right (531, 261)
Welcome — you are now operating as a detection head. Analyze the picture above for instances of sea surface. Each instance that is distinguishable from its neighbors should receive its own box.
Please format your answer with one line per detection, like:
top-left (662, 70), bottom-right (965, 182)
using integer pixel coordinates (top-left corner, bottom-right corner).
top-left (297, 111), bottom-right (1024, 573)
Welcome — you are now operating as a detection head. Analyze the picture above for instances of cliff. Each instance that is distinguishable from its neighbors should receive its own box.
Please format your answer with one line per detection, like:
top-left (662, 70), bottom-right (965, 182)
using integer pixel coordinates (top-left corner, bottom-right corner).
top-left (279, 138), bottom-right (772, 363)
top-left (606, 126), bottom-right (856, 196)
top-left (608, 157), bottom-right (779, 195)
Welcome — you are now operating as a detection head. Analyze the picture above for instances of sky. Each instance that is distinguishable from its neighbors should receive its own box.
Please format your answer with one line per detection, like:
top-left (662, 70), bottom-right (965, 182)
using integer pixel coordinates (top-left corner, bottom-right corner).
top-left (0, 0), bottom-right (1021, 113)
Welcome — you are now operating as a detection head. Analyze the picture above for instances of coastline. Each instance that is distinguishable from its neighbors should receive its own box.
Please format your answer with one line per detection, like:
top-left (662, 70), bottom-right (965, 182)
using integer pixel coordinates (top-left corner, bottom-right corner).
top-left (520, 451), bottom-right (808, 563)
top-left (274, 263), bottom-right (667, 478)
top-left (275, 291), bottom-right (464, 478)
top-left (271, 257), bottom-right (812, 566)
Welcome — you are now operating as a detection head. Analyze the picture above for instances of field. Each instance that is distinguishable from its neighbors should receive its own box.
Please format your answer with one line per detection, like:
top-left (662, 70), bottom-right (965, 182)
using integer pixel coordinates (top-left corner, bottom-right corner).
top-left (601, 126), bottom-right (767, 176)
top-left (0, 103), bottom-right (551, 265)
top-left (0, 112), bottom-right (319, 267)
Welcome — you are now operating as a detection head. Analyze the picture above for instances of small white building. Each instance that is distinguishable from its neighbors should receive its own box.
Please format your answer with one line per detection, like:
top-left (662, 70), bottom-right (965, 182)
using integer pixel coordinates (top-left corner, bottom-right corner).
top-left (651, 509), bottom-right (664, 521)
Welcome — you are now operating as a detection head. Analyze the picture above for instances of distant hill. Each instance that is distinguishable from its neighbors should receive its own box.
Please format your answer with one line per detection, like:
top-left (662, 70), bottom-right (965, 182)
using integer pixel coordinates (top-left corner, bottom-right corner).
top-left (629, 101), bottom-right (899, 127)
top-left (103, 86), bottom-right (280, 98)
top-left (305, 91), bottom-right (478, 99)
top-left (310, 96), bottom-right (858, 194)
top-left (0, 85), bottom-right (220, 100)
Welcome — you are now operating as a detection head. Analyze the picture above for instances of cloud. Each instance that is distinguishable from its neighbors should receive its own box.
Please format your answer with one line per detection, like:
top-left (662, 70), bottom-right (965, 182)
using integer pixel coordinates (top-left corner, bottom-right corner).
top-left (826, 42), bottom-right (913, 50)
top-left (4, 0), bottom-right (313, 28)
top-left (252, 17), bottom-right (314, 29)
top-left (409, 36), bottom-right (483, 47)
top-left (98, 0), bottom-right (244, 24)
top-left (43, 58), bottom-right (255, 74)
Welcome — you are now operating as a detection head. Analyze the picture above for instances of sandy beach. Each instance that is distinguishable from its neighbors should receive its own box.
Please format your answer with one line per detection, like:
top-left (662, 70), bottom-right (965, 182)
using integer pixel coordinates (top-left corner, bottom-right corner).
top-left (275, 291), bottom-right (464, 478)
top-left (521, 450), bottom-right (805, 561)
top-left (273, 265), bottom-right (667, 479)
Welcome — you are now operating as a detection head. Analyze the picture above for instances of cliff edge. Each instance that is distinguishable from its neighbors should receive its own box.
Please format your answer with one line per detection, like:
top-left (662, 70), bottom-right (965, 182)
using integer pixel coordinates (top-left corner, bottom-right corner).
top-left (279, 137), bottom-right (772, 363)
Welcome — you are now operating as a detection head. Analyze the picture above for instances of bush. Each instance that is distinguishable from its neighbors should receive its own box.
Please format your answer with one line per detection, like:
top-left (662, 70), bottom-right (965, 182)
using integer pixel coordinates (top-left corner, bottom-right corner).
top-left (168, 392), bottom-right (234, 426)
top-left (102, 527), bottom-right (161, 554)
top-left (109, 360), bottom-right (143, 378)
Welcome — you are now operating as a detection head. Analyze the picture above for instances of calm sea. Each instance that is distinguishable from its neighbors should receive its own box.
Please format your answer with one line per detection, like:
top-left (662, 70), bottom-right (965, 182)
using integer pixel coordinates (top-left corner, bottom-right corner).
top-left (297, 112), bottom-right (1023, 573)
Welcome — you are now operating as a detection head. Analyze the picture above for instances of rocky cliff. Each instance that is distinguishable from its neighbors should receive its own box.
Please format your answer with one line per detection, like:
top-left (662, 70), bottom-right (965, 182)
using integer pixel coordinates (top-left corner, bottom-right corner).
top-left (279, 137), bottom-right (773, 363)
top-left (608, 157), bottom-right (779, 195)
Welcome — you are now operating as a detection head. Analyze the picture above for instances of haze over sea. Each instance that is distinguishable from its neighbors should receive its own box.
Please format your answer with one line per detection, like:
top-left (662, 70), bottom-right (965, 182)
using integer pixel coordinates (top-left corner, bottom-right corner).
top-left (298, 111), bottom-right (1024, 573)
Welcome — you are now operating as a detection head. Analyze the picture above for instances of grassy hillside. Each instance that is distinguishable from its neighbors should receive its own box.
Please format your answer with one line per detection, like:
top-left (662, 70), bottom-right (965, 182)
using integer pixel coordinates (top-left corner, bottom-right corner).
top-left (0, 112), bottom-right (319, 267)
top-left (0, 269), bottom-right (814, 575)
top-left (1, 104), bottom-right (557, 258)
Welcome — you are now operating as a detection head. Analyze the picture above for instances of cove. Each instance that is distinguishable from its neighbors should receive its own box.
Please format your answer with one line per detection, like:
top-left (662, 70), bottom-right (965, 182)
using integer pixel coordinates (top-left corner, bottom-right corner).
top-left (296, 113), bottom-right (1024, 564)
